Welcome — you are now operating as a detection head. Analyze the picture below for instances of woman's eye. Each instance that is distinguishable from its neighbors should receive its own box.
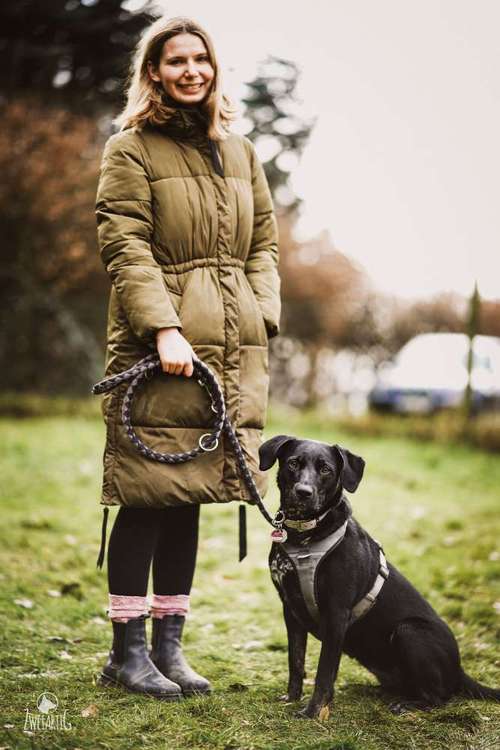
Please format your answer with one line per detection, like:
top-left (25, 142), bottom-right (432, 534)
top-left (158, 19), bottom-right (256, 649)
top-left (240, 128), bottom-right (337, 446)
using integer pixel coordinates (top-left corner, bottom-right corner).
top-left (319, 465), bottom-right (331, 475)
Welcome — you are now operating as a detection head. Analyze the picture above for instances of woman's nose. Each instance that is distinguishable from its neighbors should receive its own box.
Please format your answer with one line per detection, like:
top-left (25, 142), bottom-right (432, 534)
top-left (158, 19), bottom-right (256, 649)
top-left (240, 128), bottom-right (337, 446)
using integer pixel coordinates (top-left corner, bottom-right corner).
top-left (185, 59), bottom-right (198, 77)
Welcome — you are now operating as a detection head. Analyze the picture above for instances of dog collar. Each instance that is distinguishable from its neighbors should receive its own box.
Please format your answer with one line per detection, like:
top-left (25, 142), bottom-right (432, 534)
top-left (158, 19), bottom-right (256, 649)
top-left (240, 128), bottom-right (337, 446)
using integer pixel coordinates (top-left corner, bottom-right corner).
top-left (284, 508), bottom-right (331, 532)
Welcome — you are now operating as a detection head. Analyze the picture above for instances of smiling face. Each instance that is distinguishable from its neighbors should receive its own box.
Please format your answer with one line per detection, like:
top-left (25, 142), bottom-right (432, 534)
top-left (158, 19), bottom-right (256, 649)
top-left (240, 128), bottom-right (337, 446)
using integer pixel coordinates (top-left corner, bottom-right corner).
top-left (147, 32), bottom-right (215, 105)
top-left (276, 440), bottom-right (343, 520)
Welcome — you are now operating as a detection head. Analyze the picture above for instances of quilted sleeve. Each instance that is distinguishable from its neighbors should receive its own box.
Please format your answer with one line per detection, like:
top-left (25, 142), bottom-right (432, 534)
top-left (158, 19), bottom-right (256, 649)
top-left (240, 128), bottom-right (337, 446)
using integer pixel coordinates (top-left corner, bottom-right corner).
top-left (95, 131), bottom-right (182, 343)
top-left (244, 139), bottom-right (281, 339)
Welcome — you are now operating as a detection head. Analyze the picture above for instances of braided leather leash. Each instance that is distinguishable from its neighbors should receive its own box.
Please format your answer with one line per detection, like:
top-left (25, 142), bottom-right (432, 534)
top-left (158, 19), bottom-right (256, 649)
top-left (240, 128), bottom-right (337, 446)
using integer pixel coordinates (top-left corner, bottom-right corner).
top-left (92, 354), bottom-right (279, 566)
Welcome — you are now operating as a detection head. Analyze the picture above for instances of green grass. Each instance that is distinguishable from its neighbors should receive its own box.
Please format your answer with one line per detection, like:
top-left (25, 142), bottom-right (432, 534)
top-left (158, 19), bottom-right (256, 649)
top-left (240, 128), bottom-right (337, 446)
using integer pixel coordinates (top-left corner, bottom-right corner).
top-left (0, 406), bottom-right (499, 750)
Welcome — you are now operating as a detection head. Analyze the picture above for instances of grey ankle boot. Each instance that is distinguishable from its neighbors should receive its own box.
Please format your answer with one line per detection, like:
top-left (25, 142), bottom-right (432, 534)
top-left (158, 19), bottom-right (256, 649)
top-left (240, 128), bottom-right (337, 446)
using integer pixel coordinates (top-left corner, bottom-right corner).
top-left (99, 615), bottom-right (183, 700)
top-left (150, 615), bottom-right (211, 696)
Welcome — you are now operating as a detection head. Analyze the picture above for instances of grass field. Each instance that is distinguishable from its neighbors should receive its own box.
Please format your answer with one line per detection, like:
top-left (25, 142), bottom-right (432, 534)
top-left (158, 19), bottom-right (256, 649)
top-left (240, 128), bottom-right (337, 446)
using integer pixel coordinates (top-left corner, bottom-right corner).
top-left (0, 405), bottom-right (499, 750)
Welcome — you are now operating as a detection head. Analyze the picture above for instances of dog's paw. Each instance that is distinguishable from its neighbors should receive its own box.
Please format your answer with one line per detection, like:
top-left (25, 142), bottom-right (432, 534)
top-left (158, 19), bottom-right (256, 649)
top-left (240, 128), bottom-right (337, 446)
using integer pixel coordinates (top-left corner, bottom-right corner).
top-left (389, 701), bottom-right (407, 715)
top-left (390, 700), bottom-right (434, 715)
top-left (296, 703), bottom-right (331, 721)
top-left (296, 707), bottom-right (313, 719)
top-left (279, 691), bottom-right (302, 703)
top-left (296, 705), bottom-right (329, 720)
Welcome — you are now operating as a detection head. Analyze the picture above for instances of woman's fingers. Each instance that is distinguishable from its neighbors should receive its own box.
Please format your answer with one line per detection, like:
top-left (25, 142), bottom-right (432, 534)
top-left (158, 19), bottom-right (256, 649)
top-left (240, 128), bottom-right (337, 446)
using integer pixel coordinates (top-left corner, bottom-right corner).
top-left (159, 356), bottom-right (194, 376)
top-left (161, 360), bottom-right (185, 375)
top-left (156, 329), bottom-right (194, 377)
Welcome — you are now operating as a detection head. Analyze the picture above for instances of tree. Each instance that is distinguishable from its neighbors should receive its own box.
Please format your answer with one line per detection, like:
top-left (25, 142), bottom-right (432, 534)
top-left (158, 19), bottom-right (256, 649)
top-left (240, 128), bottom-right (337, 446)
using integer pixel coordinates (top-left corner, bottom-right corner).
top-left (278, 223), bottom-right (369, 344)
top-left (0, 0), bottom-right (156, 113)
top-left (270, 219), bottom-right (378, 406)
top-left (241, 56), bottom-right (315, 212)
top-left (370, 292), bottom-right (465, 363)
top-left (479, 298), bottom-right (500, 337)
top-left (463, 282), bottom-right (481, 420)
top-left (0, 1), bottom-right (160, 392)
top-left (0, 98), bottom-right (107, 393)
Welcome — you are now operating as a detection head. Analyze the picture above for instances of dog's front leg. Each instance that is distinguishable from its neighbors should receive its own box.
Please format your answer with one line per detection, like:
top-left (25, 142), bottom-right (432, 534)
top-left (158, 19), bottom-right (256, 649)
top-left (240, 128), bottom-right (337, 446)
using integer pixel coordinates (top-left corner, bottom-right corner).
top-left (299, 609), bottom-right (349, 719)
top-left (280, 602), bottom-right (308, 701)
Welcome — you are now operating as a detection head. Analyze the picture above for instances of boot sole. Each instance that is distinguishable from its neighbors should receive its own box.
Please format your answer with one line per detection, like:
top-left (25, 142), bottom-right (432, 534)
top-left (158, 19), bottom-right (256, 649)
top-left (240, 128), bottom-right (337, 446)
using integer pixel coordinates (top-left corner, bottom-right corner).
top-left (182, 687), bottom-right (212, 697)
top-left (98, 672), bottom-right (183, 701)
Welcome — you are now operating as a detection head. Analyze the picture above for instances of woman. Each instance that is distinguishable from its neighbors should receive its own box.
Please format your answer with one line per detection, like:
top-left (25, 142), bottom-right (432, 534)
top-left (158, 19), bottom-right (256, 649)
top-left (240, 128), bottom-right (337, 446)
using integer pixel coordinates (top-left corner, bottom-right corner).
top-left (95, 16), bottom-right (280, 699)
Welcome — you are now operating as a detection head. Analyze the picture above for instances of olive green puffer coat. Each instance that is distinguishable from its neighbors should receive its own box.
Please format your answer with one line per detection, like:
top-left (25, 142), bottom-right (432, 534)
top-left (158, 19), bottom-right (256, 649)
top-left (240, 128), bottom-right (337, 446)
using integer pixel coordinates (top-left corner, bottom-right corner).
top-left (95, 110), bottom-right (280, 508)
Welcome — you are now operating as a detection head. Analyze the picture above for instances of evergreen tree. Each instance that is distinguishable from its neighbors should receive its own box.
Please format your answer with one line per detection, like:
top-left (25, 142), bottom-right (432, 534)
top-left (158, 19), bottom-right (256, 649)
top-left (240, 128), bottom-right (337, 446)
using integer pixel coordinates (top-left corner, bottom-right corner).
top-left (463, 281), bottom-right (481, 419)
top-left (0, 0), bottom-right (156, 113)
top-left (242, 56), bottom-right (314, 212)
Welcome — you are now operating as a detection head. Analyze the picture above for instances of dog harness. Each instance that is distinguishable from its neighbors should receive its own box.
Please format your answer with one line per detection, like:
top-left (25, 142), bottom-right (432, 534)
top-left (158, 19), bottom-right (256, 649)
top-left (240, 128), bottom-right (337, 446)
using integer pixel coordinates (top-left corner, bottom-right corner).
top-left (280, 521), bottom-right (389, 624)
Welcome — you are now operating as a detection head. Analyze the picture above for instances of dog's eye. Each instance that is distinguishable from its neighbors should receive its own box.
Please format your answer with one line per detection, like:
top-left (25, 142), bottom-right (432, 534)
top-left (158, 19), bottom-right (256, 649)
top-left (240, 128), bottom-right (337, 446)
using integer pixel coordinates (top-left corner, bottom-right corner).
top-left (287, 458), bottom-right (298, 470)
top-left (319, 464), bottom-right (331, 475)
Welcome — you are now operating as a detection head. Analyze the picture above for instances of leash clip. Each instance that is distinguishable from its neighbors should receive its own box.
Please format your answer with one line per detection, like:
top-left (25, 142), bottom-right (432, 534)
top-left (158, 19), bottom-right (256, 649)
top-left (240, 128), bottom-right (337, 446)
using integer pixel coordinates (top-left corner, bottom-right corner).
top-left (273, 510), bottom-right (285, 527)
top-left (270, 510), bottom-right (288, 543)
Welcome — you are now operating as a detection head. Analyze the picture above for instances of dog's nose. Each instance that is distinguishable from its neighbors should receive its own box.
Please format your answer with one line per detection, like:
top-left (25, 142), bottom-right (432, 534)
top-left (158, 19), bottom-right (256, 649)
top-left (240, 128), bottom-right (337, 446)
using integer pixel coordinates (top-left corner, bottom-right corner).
top-left (294, 484), bottom-right (314, 500)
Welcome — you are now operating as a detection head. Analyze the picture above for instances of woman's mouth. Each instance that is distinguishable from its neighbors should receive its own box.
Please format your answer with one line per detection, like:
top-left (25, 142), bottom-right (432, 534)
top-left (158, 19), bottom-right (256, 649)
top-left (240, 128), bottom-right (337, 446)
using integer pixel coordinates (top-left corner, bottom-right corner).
top-left (177, 82), bottom-right (204, 92)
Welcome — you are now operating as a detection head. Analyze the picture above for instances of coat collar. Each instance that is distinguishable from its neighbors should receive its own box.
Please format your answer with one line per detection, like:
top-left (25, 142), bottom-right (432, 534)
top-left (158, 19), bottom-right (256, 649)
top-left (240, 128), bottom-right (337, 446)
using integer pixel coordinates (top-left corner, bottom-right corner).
top-left (154, 97), bottom-right (224, 178)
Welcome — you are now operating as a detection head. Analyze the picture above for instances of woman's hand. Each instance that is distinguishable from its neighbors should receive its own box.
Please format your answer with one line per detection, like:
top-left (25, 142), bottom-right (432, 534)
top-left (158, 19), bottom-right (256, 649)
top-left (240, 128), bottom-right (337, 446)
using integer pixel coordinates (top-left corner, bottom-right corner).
top-left (156, 327), bottom-right (195, 377)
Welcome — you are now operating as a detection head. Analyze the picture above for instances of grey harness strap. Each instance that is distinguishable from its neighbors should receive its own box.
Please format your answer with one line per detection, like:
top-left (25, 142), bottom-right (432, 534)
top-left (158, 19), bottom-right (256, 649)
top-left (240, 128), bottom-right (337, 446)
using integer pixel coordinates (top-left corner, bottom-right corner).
top-left (351, 547), bottom-right (389, 621)
top-left (282, 521), bottom-right (348, 623)
top-left (282, 524), bottom-right (389, 624)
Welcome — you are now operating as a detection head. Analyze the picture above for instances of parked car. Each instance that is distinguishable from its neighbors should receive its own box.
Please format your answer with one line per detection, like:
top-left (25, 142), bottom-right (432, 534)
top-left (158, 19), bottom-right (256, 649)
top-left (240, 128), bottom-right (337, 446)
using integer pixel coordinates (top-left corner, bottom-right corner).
top-left (369, 333), bottom-right (500, 414)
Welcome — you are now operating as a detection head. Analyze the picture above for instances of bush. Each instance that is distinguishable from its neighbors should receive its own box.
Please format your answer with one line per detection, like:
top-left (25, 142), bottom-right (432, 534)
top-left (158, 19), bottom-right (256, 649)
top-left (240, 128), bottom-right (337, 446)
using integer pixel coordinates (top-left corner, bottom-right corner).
top-left (334, 410), bottom-right (500, 453)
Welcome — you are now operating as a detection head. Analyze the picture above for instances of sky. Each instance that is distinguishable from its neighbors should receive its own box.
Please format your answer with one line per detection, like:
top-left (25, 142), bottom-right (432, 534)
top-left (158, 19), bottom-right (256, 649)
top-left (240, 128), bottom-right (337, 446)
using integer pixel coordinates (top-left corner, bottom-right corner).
top-left (149, 0), bottom-right (500, 300)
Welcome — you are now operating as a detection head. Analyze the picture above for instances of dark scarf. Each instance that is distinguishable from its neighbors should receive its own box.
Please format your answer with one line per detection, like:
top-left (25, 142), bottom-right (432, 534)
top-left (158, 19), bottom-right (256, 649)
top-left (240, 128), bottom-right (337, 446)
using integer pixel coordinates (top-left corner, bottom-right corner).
top-left (158, 96), bottom-right (224, 178)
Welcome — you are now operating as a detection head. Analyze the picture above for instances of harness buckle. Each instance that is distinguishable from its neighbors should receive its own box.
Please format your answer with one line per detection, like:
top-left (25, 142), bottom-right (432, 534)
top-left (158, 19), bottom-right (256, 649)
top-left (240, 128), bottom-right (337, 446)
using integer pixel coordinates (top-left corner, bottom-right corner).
top-left (198, 433), bottom-right (218, 452)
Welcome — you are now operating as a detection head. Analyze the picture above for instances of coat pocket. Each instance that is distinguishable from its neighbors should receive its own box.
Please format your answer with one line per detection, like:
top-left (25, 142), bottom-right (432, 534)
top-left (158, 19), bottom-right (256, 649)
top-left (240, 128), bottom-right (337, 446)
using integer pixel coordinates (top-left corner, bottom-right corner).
top-left (239, 273), bottom-right (268, 346)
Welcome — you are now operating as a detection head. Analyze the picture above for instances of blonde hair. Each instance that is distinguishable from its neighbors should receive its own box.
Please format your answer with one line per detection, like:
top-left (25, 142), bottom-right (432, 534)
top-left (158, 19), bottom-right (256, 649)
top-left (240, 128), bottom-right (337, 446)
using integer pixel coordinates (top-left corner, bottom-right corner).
top-left (114, 16), bottom-right (236, 140)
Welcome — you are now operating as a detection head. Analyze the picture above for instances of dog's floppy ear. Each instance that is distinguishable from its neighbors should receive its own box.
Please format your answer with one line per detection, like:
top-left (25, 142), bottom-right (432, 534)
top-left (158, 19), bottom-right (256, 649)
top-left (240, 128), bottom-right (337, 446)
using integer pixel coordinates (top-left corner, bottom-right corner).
top-left (259, 435), bottom-right (295, 471)
top-left (332, 444), bottom-right (365, 493)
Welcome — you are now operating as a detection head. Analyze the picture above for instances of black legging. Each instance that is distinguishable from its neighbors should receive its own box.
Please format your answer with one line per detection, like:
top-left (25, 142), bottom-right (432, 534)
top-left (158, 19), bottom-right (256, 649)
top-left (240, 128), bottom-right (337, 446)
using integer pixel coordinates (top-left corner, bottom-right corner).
top-left (107, 506), bottom-right (200, 596)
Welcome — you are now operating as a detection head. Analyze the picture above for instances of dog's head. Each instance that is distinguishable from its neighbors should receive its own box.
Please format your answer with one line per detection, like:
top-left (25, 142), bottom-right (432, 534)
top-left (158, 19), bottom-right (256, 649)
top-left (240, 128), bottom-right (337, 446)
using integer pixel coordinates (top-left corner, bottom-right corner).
top-left (259, 435), bottom-right (365, 520)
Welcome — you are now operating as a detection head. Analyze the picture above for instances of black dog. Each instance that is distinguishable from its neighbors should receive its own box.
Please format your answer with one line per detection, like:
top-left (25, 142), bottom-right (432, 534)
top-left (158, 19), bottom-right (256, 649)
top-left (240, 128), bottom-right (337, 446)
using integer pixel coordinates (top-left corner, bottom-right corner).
top-left (260, 434), bottom-right (500, 719)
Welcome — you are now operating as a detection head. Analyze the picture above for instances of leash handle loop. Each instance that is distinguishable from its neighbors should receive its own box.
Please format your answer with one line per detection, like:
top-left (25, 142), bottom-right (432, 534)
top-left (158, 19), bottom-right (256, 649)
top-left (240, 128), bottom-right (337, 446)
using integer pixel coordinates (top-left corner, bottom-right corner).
top-left (92, 355), bottom-right (275, 527)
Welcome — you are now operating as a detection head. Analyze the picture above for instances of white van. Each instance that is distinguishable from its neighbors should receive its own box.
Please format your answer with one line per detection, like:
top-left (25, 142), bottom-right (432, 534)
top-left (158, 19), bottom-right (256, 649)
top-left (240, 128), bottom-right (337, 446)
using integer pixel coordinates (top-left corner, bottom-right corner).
top-left (369, 333), bottom-right (500, 413)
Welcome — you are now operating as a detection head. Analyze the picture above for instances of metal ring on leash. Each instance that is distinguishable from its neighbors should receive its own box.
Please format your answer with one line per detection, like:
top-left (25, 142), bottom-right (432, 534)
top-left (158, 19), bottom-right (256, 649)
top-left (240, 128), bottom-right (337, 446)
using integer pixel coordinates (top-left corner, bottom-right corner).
top-left (92, 354), bottom-right (276, 526)
top-left (199, 433), bottom-right (219, 452)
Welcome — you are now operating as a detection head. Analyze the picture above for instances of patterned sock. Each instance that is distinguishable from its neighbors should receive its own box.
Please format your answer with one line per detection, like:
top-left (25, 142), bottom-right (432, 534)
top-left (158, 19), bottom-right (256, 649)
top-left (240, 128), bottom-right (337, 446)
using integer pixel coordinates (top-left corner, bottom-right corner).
top-left (107, 594), bottom-right (149, 622)
top-left (150, 594), bottom-right (190, 619)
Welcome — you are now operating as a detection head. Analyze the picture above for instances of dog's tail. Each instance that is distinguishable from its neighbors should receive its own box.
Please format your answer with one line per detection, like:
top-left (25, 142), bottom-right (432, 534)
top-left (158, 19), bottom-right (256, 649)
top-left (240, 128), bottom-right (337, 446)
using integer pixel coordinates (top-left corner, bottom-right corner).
top-left (459, 670), bottom-right (500, 701)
